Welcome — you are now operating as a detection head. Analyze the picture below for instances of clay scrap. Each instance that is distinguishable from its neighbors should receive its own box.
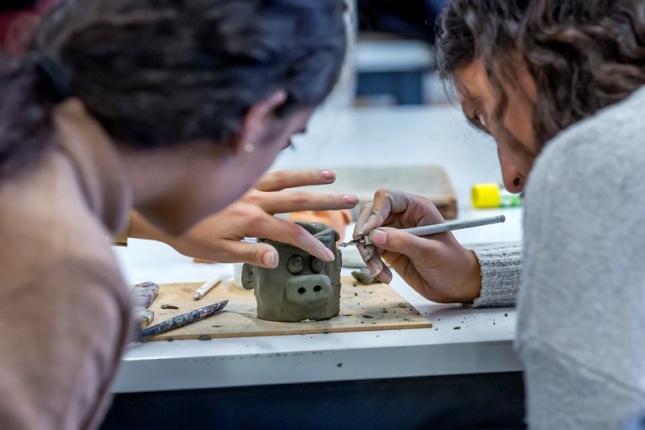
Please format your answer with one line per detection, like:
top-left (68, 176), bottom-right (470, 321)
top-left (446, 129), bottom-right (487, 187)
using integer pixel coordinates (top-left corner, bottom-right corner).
top-left (350, 267), bottom-right (381, 285)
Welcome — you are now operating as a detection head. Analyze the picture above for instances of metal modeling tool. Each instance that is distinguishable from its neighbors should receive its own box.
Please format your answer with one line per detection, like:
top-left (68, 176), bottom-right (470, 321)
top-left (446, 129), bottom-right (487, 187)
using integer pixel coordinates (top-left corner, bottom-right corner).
top-left (134, 299), bottom-right (229, 342)
top-left (340, 215), bottom-right (506, 247)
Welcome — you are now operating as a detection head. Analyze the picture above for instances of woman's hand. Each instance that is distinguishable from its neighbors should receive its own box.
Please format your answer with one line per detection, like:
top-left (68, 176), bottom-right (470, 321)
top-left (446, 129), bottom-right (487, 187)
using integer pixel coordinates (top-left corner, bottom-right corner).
top-left (129, 170), bottom-right (358, 268)
top-left (353, 189), bottom-right (482, 303)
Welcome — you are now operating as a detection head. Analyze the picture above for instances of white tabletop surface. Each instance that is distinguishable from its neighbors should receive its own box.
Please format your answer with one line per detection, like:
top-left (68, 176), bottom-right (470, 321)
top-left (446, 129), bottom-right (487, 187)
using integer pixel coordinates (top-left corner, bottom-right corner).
top-left (111, 104), bottom-right (523, 393)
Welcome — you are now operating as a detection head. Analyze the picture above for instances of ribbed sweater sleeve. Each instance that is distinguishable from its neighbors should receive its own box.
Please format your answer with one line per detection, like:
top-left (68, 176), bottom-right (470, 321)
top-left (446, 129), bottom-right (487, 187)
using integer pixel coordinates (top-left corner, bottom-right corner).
top-left (471, 242), bottom-right (522, 307)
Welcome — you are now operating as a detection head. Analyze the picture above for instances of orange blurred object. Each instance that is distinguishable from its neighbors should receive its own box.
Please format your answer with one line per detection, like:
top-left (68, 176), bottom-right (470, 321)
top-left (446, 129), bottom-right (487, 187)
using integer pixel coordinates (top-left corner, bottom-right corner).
top-left (288, 209), bottom-right (352, 244)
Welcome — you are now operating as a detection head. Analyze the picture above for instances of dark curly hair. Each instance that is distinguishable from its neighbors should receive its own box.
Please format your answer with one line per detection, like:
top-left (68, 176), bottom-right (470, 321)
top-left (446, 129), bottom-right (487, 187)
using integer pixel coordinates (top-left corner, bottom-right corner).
top-left (436, 0), bottom-right (645, 149)
top-left (0, 0), bottom-right (346, 178)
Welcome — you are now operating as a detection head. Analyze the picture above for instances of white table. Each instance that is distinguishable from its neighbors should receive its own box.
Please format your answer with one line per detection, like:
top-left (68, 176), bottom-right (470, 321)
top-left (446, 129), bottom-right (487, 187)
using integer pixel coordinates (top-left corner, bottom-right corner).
top-left (111, 104), bottom-right (523, 394)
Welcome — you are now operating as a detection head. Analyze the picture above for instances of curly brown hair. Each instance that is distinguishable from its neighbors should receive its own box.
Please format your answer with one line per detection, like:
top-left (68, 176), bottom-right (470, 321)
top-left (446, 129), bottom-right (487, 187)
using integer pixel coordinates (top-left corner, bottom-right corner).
top-left (436, 0), bottom-right (645, 149)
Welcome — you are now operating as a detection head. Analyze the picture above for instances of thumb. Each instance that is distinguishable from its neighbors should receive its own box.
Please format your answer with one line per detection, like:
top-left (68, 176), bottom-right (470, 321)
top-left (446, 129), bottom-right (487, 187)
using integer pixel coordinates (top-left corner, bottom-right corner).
top-left (227, 241), bottom-right (279, 268)
top-left (369, 227), bottom-right (438, 259)
top-left (255, 244), bottom-right (280, 269)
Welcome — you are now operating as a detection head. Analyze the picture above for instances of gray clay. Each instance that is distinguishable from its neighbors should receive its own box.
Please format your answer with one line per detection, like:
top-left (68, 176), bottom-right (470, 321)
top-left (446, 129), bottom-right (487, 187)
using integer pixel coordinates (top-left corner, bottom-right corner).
top-left (242, 222), bottom-right (342, 322)
top-left (350, 267), bottom-right (380, 285)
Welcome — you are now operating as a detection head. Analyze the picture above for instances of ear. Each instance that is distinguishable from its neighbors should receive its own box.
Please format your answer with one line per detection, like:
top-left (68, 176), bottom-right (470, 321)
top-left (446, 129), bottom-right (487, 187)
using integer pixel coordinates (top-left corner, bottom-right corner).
top-left (231, 89), bottom-right (288, 155)
top-left (241, 263), bottom-right (256, 290)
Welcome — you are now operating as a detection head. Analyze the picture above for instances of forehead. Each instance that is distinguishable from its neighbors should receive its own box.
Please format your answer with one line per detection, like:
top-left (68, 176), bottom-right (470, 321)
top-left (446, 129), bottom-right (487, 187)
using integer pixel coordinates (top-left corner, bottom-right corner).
top-left (455, 57), bottom-right (537, 108)
top-left (454, 60), bottom-right (494, 107)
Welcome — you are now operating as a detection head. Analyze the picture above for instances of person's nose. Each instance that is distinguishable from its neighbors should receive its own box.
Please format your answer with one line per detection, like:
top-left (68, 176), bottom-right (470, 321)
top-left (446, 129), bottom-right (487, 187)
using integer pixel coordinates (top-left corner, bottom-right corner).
top-left (498, 152), bottom-right (525, 194)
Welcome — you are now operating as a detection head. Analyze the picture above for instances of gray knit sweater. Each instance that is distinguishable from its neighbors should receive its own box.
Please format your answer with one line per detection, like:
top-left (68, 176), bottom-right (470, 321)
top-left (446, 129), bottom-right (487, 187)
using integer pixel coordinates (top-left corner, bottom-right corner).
top-left (470, 87), bottom-right (645, 429)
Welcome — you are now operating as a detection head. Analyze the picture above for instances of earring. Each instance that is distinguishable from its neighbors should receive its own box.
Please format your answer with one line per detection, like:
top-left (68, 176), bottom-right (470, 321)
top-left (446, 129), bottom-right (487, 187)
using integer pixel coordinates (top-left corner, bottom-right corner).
top-left (243, 142), bottom-right (255, 154)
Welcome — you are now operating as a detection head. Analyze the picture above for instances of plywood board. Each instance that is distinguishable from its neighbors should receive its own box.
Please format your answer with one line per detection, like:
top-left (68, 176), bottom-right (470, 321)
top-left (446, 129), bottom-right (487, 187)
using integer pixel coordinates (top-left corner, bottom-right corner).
top-left (143, 277), bottom-right (432, 341)
top-left (296, 165), bottom-right (457, 220)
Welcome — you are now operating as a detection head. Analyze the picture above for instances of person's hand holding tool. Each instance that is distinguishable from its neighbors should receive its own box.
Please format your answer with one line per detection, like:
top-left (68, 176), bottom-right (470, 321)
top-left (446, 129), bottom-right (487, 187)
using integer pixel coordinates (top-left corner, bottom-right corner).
top-left (353, 189), bottom-right (482, 303)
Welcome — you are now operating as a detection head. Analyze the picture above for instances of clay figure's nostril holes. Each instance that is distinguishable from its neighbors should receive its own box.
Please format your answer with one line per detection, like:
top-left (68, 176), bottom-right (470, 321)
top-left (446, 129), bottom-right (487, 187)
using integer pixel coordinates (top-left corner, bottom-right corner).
top-left (313, 285), bottom-right (322, 293)
top-left (298, 287), bottom-right (306, 295)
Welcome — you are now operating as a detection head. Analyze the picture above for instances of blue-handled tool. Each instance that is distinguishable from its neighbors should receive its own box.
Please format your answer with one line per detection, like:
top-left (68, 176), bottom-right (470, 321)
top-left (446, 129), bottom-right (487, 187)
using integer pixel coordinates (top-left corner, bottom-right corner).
top-left (135, 299), bottom-right (228, 342)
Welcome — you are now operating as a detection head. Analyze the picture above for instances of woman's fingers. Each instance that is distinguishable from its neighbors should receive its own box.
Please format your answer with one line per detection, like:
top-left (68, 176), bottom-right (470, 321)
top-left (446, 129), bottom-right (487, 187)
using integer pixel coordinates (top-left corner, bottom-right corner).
top-left (244, 215), bottom-right (336, 263)
top-left (368, 227), bottom-right (439, 261)
top-left (353, 189), bottom-right (400, 241)
top-left (254, 169), bottom-right (337, 192)
top-left (243, 169), bottom-right (358, 214)
top-left (360, 245), bottom-right (393, 284)
top-left (215, 240), bottom-right (280, 268)
top-left (376, 265), bottom-right (393, 284)
top-left (353, 202), bottom-right (375, 239)
top-left (354, 189), bottom-right (417, 237)
top-left (244, 189), bottom-right (357, 214)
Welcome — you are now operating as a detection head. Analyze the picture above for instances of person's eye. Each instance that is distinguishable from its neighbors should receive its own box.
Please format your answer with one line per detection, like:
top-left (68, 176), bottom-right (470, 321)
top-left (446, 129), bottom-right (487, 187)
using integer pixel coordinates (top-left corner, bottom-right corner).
top-left (472, 111), bottom-right (489, 129)
top-left (470, 111), bottom-right (490, 134)
top-left (476, 113), bottom-right (487, 128)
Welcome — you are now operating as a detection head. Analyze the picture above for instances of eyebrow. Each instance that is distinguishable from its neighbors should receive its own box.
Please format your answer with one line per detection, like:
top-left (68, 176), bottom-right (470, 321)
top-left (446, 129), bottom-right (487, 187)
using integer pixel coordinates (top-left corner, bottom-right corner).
top-left (460, 86), bottom-right (482, 113)
top-left (463, 101), bottom-right (487, 131)
top-left (457, 84), bottom-right (489, 132)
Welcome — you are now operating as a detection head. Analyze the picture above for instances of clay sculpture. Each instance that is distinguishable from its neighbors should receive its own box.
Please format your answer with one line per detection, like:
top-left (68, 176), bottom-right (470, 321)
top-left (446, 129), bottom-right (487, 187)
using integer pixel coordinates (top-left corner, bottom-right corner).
top-left (242, 222), bottom-right (342, 322)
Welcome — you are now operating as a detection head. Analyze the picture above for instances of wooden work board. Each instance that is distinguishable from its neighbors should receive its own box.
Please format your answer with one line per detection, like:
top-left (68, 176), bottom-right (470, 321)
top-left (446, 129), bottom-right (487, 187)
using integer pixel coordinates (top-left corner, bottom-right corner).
top-left (144, 277), bottom-right (432, 341)
top-left (297, 165), bottom-right (457, 220)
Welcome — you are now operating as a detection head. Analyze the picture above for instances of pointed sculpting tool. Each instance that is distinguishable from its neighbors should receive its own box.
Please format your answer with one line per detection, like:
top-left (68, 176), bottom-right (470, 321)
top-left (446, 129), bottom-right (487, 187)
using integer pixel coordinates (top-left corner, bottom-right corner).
top-left (340, 215), bottom-right (506, 247)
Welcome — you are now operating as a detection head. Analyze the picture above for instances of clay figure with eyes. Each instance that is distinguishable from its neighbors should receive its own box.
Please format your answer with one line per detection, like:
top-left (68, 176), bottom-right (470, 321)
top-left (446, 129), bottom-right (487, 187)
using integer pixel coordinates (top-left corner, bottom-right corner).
top-left (242, 222), bottom-right (342, 322)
